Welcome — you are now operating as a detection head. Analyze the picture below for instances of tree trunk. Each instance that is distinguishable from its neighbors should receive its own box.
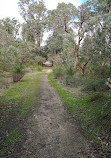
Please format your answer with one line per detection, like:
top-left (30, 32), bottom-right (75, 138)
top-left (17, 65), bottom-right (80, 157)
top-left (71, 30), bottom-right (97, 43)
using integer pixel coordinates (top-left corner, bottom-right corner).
top-left (38, 42), bottom-right (41, 56)
top-left (37, 36), bottom-right (41, 56)
top-left (100, 61), bottom-right (105, 77)
top-left (74, 52), bottom-right (79, 69)
top-left (79, 59), bottom-right (90, 76)
top-left (82, 68), bottom-right (85, 76)
top-left (74, 37), bottom-right (82, 69)
top-left (64, 14), bottom-right (70, 33)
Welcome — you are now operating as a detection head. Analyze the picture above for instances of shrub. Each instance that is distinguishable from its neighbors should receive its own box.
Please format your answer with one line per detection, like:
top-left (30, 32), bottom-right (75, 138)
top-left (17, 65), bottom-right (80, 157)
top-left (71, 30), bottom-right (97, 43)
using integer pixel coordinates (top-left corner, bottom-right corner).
top-left (104, 65), bottom-right (111, 77)
top-left (66, 66), bottom-right (75, 76)
top-left (28, 65), bottom-right (43, 72)
top-left (34, 56), bottom-right (46, 63)
top-left (0, 77), bottom-right (9, 89)
top-left (84, 79), bottom-right (106, 91)
top-left (89, 93), bottom-right (105, 102)
top-left (65, 75), bottom-right (75, 85)
top-left (53, 65), bottom-right (65, 78)
top-left (37, 65), bottom-right (43, 71)
top-left (12, 65), bottom-right (24, 74)
top-left (25, 63), bottom-right (31, 68)
top-left (92, 65), bottom-right (110, 78)
top-left (12, 65), bottom-right (25, 82)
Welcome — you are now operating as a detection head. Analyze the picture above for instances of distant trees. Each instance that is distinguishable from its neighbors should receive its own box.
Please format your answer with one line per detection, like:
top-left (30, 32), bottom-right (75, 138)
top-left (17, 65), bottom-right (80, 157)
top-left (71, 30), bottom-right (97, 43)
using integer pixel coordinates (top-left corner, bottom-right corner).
top-left (46, 0), bottom-right (111, 77)
top-left (46, 33), bottom-right (63, 55)
top-left (0, 18), bottom-right (19, 73)
top-left (0, 0), bottom-right (111, 85)
top-left (19, 0), bottom-right (48, 56)
top-left (0, 17), bottom-right (20, 38)
top-left (0, 17), bottom-right (32, 84)
top-left (48, 3), bottom-right (77, 33)
top-left (48, 2), bottom-right (92, 68)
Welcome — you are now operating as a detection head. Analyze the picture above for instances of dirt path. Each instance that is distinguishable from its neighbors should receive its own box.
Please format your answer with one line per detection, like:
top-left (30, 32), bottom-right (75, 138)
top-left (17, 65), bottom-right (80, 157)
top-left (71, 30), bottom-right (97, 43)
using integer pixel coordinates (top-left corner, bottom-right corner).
top-left (20, 73), bottom-right (95, 158)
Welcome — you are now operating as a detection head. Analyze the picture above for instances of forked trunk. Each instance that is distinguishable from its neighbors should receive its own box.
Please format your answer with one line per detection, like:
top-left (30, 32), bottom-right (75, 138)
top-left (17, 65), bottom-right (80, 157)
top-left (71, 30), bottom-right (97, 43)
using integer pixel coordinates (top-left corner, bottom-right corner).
top-left (78, 59), bottom-right (90, 76)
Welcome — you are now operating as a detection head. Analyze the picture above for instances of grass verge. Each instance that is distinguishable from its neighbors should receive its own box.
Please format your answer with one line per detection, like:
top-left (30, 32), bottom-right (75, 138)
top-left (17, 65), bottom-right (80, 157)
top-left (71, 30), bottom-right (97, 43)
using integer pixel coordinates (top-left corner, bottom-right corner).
top-left (0, 72), bottom-right (44, 157)
top-left (48, 73), bottom-right (111, 157)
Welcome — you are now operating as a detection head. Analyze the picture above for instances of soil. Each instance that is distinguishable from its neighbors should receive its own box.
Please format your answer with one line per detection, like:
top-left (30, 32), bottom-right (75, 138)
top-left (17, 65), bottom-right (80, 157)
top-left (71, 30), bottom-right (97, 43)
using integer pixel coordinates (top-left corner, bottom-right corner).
top-left (20, 72), bottom-right (97, 158)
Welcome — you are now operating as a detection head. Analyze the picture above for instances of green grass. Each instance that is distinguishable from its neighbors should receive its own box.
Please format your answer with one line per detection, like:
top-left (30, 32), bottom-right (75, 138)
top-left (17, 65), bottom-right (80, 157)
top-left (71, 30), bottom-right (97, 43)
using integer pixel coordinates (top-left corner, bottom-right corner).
top-left (0, 128), bottom-right (21, 156)
top-left (0, 72), bottom-right (44, 157)
top-left (48, 73), bottom-right (111, 155)
top-left (36, 65), bottom-right (43, 71)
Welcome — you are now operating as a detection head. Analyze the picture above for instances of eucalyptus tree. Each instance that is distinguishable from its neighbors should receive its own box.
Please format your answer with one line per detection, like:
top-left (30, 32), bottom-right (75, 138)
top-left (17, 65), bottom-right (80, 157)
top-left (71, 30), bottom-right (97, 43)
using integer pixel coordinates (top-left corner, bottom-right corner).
top-left (0, 17), bottom-right (20, 50)
top-left (72, 3), bottom-right (92, 68)
top-left (0, 46), bottom-right (19, 72)
top-left (19, 0), bottom-right (48, 56)
top-left (90, 23), bottom-right (111, 76)
top-left (46, 33), bottom-right (63, 55)
top-left (17, 41), bottom-right (33, 66)
top-left (77, 35), bottom-right (93, 76)
top-left (22, 21), bottom-right (35, 43)
top-left (48, 2), bottom-right (92, 68)
top-left (88, 0), bottom-right (111, 14)
top-left (0, 18), bottom-right (20, 72)
top-left (0, 17), bottom-right (20, 38)
top-left (48, 3), bottom-right (77, 34)
top-left (0, 29), bottom-right (14, 50)
top-left (85, 0), bottom-right (111, 76)
top-left (61, 31), bottom-right (75, 68)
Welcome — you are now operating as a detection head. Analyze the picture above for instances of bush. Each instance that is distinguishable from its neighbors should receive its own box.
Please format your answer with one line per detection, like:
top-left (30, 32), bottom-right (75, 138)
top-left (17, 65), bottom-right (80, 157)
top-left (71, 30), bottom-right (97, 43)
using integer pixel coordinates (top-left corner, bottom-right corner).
top-left (89, 93), bottom-right (105, 102)
top-left (25, 63), bottom-right (31, 68)
top-left (65, 75), bottom-right (74, 85)
top-left (84, 79), bottom-right (106, 91)
top-left (12, 65), bottom-right (25, 82)
top-left (0, 77), bottom-right (9, 89)
top-left (104, 65), bottom-right (111, 77)
top-left (66, 66), bottom-right (75, 76)
top-left (34, 56), bottom-right (46, 63)
top-left (28, 65), bottom-right (43, 72)
top-left (53, 65), bottom-right (65, 78)
top-left (92, 65), bottom-right (110, 78)
top-left (37, 65), bottom-right (43, 71)
top-left (12, 65), bottom-right (24, 74)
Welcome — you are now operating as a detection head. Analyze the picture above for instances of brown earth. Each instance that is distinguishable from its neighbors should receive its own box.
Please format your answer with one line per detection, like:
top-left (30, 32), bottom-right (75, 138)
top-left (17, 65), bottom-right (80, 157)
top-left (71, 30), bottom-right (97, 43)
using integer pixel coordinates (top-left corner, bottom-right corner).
top-left (20, 73), bottom-right (97, 158)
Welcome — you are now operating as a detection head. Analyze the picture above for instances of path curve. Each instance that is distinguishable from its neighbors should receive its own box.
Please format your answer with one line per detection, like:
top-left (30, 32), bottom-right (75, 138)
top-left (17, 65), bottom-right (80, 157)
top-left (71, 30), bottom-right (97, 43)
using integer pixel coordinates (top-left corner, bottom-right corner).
top-left (21, 73), bottom-right (95, 158)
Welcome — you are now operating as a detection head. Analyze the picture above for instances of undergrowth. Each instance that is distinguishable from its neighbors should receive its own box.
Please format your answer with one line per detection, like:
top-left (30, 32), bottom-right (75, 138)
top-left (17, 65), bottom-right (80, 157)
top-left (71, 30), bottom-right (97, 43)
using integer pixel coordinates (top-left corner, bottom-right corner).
top-left (48, 73), bottom-right (111, 157)
top-left (0, 72), bottom-right (44, 157)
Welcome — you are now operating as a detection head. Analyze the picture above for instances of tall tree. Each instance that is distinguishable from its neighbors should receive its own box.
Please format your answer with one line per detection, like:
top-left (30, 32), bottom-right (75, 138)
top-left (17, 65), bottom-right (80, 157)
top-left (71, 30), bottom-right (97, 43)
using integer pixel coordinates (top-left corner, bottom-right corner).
top-left (48, 2), bottom-right (91, 68)
top-left (48, 3), bottom-right (77, 34)
top-left (73, 3), bottom-right (91, 68)
top-left (19, 0), bottom-right (47, 56)
top-left (86, 0), bottom-right (111, 75)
